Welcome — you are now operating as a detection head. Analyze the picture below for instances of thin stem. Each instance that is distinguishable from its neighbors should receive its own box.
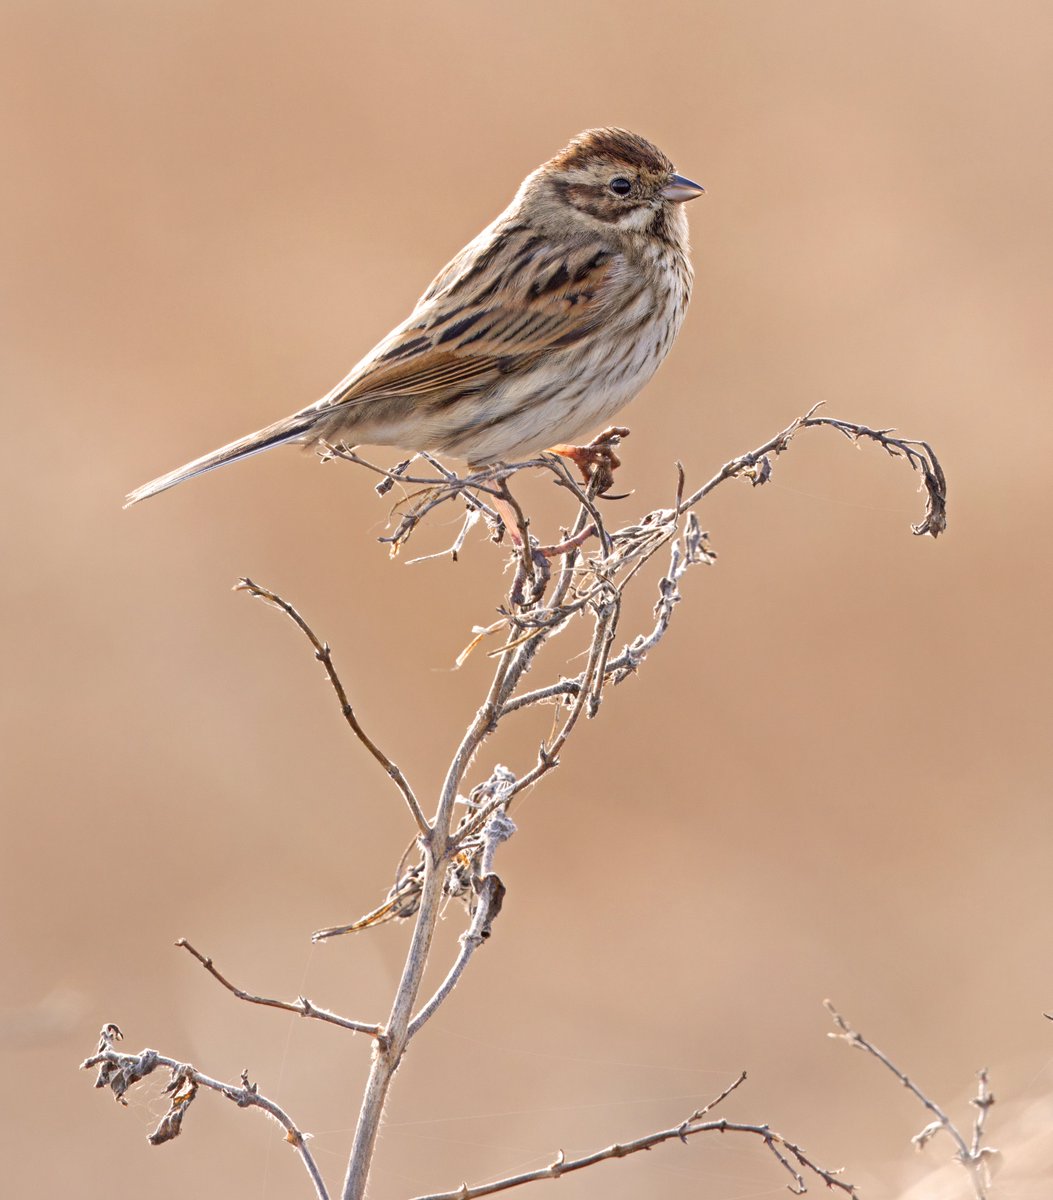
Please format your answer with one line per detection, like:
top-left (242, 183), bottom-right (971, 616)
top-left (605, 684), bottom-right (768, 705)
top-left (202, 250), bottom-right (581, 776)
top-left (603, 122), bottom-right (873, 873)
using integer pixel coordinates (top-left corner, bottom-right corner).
top-left (542, 454), bottom-right (612, 556)
top-left (340, 839), bottom-right (449, 1200)
top-left (175, 939), bottom-right (383, 1041)
top-left (436, 645), bottom-right (519, 845)
top-left (825, 1001), bottom-right (989, 1200)
top-left (406, 1081), bottom-right (855, 1200)
top-left (499, 679), bottom-right (580, 716)
top-left (83, 1039), bottom-right (329, 1200)
top-left (825, 1001), bottom-right (972, 1163)
top-left (407, 811), bottom-right (516, 1039)
top-left (342, 643), bottom-right (523, 1200)
top-left (506, 597), bottom-right (618, 802)
top-left (970, 1068), bottom-right (994, 1158)
top-left (677, 404), bottom-right (947, 539)
top-left (405, 506), bottom-right (482, 565)
top-left (235, 578), bottom-right (429, 836)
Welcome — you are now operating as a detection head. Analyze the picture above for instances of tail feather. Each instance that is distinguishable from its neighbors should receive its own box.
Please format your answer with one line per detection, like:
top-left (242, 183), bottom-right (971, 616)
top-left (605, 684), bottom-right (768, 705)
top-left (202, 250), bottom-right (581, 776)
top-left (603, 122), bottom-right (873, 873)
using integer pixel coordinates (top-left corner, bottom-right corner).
top-left (124, 414), bottom-right (316, 507)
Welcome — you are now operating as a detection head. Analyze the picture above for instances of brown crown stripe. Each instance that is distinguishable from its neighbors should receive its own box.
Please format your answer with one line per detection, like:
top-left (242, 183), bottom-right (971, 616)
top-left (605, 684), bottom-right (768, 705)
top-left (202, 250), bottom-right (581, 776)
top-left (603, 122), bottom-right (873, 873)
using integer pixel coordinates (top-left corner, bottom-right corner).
top-left (550, 127), bottom-right (674, 176)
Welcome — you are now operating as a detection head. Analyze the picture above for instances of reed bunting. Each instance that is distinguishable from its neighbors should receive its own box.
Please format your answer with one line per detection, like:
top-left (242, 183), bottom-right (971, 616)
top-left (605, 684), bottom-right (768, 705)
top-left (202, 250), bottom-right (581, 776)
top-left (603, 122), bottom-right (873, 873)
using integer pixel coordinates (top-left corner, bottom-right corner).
top-left (126, 128), bottom-right (703, 506)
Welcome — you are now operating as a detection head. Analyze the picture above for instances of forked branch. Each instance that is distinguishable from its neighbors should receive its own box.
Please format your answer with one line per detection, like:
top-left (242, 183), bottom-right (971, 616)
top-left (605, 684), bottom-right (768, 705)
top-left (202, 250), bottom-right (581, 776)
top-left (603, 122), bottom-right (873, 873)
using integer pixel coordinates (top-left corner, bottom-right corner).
top-left (408, 807), bottom-right (516, 1038)
top-left (87, 408), bottom-right (947, 1200)
top-left (82, 1024), bottom-right (329, 1200)
top-left (408, 1071), bottom-right (855, 1200)
top-left (825, 1001), bottom-right (997, 1198)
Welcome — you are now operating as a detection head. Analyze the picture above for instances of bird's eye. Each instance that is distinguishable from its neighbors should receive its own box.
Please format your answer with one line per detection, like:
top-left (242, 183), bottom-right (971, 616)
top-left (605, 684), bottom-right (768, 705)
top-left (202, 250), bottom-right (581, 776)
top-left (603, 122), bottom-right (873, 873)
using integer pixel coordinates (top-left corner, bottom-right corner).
top-left (608, 177), bottom-right (632, 196)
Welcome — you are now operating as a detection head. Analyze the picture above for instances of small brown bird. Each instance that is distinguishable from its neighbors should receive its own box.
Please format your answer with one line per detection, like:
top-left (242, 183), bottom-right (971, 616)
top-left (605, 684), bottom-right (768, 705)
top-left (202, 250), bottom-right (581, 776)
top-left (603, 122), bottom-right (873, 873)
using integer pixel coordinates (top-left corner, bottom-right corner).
top-left (126, 128), bottom-right (703, 507)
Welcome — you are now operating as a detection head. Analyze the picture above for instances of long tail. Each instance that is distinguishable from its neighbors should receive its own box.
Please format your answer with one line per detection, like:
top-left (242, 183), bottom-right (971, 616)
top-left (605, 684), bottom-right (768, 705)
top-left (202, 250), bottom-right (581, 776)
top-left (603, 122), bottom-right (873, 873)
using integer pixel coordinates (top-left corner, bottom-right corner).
top-left (124, 413), bottom-right (318, 507)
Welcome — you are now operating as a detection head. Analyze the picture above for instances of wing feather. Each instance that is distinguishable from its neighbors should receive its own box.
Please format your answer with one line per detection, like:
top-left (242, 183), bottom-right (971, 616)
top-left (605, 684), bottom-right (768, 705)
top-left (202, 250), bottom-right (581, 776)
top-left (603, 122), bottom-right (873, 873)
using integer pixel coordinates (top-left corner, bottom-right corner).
top-left (309, 226), bottom-right (621, 418)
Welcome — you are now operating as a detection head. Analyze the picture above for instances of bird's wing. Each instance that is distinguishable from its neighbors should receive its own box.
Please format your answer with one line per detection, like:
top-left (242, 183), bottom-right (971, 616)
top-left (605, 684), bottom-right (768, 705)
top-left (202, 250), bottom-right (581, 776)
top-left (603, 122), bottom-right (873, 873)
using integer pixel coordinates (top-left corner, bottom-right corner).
top-left (308, 228), bottom-right (624, 415)
top-left (124, 229), bottom-right (626, 504)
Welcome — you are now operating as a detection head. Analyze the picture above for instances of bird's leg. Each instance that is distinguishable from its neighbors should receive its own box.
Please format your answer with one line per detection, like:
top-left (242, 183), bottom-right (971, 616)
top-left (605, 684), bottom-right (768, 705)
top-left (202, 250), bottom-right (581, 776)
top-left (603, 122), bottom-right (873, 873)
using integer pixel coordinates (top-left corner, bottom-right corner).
top-left (484, 478), bottom-right (592, 607)
top-left (547, 426), bottom-right (631, 497)
top-left (489, 489), bottom-right (528, 549)
top-left (489, 481), bottom-right (598, 562)
top-left (484, 476), bottom-right (545, 603)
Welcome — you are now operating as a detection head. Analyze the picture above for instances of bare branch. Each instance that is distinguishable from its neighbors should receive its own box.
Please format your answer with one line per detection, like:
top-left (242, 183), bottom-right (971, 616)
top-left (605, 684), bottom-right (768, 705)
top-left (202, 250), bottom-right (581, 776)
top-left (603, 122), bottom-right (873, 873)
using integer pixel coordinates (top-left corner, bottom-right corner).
top-left (340, 839), bottom-right (450, 1200)
top-left (408, 808), bottom-right (516, 1039)
top-left (687, 1069), bottom-right (748, 1118)
top-left (94, 409), bottom-right (947, 1200)
top-left (970, 1068), bottom-right (995, 1161)
top-left (82, 1025), bottom-right (329, 1200)
top-left (825, 1001), bottom-right (995, 1198)
top-left (498, 678), bottom-right (580, 716)
top-left (405, 506), bottom-right (482, 565)
top-left (235, 577), bottom-right (429, 836)
top-left (497, 405), bottom-right (938, 728)
top-left (270, 415), bottom-right (947, 1200)
top-left (541, 453), bottom-right (613, 557)
top-left (677, 404), bottom-right (947, 537)
top-left (175, 938), bottom-right (384, 1041)
top-left (803, 414), bottom-right (948, 538)
top-left (407, 1071), bottom-right (855, 1200)
top-left (505, 596), bottom-right (618, 803)
top-left (498, 516), bottom-right (712, 724)
top-left (605, 512), bottom-right (715, 686)
top-left (326, 445), bottom-right (545, 554)
top-left (340, 636), bottom-right (533, 1200)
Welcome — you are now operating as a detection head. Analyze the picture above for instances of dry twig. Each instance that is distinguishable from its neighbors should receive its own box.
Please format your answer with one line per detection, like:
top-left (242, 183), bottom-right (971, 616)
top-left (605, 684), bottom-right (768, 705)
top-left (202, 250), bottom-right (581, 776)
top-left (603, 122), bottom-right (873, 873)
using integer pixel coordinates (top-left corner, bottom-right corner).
top-left (234, 577), bottom-right (428, 835)
top-left (82, 1023), bottom-right (329, 1200)
top-left (825, 1001), bottom-right (997, 1198)
top-left (407, 1071), bottom-right (855, 1200)
top-left (175, 938), bottom-right (383, 1042)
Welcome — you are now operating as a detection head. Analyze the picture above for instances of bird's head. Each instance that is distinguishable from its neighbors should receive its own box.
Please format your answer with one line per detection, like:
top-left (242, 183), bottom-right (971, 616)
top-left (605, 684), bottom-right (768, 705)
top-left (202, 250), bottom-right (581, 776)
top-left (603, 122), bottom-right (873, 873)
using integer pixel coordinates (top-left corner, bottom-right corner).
top-left (526, 127), bottom-right (704, 240)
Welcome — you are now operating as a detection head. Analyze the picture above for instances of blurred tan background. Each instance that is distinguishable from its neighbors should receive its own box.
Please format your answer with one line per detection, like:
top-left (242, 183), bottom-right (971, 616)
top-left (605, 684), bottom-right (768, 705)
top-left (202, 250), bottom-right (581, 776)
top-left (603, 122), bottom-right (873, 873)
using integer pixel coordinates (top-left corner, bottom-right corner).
top-left (3, 2), bottom-right (1052, 1196)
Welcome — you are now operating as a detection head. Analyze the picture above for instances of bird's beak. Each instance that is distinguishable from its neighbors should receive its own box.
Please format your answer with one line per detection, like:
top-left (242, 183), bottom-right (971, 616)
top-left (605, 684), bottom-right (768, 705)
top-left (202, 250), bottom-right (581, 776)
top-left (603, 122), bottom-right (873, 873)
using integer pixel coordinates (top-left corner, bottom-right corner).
top-left (661, 173), bottom-right (705, 203)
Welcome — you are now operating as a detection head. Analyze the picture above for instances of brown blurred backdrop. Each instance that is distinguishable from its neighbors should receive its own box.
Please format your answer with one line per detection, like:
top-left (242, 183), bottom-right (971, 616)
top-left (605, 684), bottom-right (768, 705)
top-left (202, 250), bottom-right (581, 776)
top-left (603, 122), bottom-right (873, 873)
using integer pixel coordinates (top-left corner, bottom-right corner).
top-left (3, 2), bottom-right (1052, 1197)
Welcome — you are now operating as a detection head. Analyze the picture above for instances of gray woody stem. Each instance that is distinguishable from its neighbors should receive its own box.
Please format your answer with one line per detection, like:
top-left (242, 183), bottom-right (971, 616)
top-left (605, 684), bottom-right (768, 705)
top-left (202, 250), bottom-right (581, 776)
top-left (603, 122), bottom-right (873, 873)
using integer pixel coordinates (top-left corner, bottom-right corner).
top-left (340, 408), bottom-right (944, 1200)
top-left (408, 809), bottom-right (516, 1038)
top-left (341, 647), bottom-right (522, 1200)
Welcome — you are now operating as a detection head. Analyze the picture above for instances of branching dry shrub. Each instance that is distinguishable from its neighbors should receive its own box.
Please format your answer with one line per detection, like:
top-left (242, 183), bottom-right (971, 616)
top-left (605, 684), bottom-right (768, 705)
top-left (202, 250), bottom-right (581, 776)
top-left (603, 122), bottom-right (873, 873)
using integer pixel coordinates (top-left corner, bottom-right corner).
top-left (84, 407), bottom-right (952, 1200)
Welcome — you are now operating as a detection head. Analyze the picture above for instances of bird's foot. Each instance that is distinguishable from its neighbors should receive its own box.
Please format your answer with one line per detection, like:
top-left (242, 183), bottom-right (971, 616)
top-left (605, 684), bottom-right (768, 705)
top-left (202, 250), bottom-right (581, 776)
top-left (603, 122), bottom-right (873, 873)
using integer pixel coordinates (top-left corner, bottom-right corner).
top-left (548, 426), bottom-right (631, 496)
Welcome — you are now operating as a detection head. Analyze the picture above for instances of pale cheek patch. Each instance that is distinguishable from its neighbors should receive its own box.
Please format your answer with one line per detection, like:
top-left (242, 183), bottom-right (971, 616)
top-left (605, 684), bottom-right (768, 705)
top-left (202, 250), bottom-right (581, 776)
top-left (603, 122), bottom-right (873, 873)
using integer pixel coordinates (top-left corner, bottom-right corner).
top-left (615, 206), bottom-right (657, 233)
